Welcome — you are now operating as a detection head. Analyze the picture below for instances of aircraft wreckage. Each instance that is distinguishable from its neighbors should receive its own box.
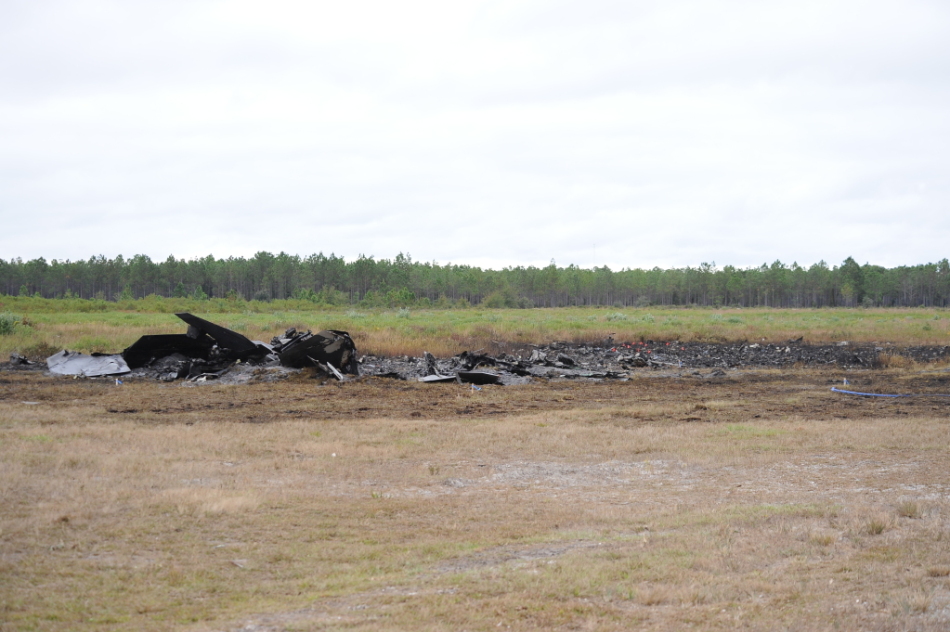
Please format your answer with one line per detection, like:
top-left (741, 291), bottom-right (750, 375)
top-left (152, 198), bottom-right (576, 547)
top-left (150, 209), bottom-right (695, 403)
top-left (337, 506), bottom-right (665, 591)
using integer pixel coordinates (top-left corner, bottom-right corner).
top-left (43, 313), bottom-right (509, 384)
top-left (46, 313), bottom-right (360, 381)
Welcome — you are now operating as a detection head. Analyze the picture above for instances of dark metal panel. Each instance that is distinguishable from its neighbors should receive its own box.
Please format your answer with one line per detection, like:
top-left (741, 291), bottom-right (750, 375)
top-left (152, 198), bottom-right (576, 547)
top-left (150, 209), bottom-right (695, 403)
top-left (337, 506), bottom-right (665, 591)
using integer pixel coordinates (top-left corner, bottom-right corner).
top-left (174, 313), bottom-right (262, 358)
top-left (122, 334), bottom-right (214, 369)
top-left (456, 371), bottom-right (502, 385)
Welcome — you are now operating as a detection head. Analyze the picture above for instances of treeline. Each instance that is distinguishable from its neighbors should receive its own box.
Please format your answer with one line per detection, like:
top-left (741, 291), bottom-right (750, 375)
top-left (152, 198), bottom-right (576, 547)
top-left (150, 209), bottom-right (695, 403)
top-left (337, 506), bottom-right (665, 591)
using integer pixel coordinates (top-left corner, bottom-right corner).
top-left (1, 253), bottom-right (949, 308)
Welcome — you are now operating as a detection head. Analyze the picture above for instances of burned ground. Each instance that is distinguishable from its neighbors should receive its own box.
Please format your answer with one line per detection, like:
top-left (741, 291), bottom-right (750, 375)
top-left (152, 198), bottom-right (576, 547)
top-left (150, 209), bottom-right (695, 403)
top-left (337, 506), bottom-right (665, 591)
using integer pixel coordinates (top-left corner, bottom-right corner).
top-left (349, 340), bottom-right (950, 382)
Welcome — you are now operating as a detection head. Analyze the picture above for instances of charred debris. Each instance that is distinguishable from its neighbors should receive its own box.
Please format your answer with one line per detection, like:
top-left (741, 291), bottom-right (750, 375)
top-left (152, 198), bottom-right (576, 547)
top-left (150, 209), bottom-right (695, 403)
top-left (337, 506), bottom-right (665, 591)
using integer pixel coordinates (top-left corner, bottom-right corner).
top-left (45, 313), bottom-right (360, 382)
top-left (29, 313), bottom-right (950, 384)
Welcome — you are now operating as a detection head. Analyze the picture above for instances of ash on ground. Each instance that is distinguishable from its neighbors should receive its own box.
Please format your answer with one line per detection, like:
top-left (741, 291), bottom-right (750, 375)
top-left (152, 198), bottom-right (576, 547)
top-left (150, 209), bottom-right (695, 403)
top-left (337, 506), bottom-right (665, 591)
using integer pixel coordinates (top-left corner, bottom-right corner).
top-left (358, 339), bottom-right (950, 384)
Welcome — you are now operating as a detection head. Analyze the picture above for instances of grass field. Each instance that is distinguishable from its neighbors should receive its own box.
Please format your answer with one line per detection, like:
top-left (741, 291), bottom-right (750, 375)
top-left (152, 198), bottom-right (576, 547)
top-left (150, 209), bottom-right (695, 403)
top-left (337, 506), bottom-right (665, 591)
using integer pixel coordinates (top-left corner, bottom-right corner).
top-left (2, 307), bottom-right (950, 630)
top-left (1, 305), bottom-right (948, 359)
top-left (3, 368), bottom-right (950, 630)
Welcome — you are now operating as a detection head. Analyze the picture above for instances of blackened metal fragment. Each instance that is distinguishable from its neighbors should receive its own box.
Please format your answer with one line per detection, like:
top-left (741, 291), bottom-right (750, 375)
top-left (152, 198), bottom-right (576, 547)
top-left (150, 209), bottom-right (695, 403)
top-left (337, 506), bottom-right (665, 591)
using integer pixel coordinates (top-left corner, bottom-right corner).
top-left (275, 330), bottom-right (359, 374)
top-left (174, 313), bottom-right (266, 360)
top-left (122, 334), bottom-right (214, 369)
top-left (457, 371), bottom-right (502, 385)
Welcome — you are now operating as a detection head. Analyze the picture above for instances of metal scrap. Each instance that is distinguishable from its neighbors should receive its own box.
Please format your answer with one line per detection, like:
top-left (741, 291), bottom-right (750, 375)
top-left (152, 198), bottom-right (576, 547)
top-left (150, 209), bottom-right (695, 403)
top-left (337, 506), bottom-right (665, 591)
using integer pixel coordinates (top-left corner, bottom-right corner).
top-left (418, 374), bottom-right (456, 383)
top-left (122, 334), bottom-right (215, 369)
top-left (174, 313), bottom-right (270, 361)
top-left (456, 371), bottom-right (502, 385)
top-left (270, 328), bottom-right (359, 374)
top-left (9, 353), bottom-right (33, 366)
top-left (47, 350), bottom-right (131, 377)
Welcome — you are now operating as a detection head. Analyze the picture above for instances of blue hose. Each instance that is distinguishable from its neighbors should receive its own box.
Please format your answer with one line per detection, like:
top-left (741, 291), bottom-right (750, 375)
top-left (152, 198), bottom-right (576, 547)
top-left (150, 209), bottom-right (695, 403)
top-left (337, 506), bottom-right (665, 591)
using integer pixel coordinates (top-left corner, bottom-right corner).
top-left (831, 387), bottom-right (950, 398)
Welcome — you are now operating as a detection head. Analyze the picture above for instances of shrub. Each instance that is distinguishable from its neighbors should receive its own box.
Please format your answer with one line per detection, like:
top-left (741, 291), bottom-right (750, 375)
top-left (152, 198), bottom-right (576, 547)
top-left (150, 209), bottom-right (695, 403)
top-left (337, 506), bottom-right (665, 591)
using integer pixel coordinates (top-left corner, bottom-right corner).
top-left (292, 288), bottom-right (319, 302)
top-left (114, 285), bottom-right (134, 301)
top-left (0, 312), bottom-right (19, 335)
top-left (864, 515), bottom-right (890, 535)
top-left (386, 288), bottom-right (416, 308)
top-left (359, 291), bottom-right (385, 308)
top-left (897, 500), bottom-right (922, 519)
top-left (480, 288), bottom-right (520, 308)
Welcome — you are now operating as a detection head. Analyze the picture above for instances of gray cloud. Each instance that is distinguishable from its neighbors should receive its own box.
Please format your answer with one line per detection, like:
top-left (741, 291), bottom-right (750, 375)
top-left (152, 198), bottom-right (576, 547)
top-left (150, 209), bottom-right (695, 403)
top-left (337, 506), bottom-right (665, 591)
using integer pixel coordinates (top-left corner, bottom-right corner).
top-left (1, 0), bottom-right (948, 269)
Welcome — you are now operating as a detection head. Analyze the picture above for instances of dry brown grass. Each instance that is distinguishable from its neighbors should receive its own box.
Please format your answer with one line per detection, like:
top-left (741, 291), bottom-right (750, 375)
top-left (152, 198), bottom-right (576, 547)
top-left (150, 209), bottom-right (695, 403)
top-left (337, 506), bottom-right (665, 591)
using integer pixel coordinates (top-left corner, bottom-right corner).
top-left (6, 306), bottom-right (950, 360)
top-left (2, 370), bottom-right (950, 630)
top-left (874, 353), bottom-right (916, 369)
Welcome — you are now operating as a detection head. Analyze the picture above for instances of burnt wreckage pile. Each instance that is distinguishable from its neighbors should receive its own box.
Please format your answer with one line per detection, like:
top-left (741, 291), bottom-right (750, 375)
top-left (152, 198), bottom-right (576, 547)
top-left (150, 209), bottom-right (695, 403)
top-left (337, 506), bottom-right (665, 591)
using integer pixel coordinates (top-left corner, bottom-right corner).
top-left (45, 313), bottom-right (359, 381)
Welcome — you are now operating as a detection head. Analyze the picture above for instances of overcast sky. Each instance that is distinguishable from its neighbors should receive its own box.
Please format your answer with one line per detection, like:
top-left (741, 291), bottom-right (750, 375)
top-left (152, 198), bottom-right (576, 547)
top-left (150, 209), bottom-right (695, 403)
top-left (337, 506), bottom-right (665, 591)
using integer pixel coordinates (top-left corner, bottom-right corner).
top-left (2, 0), bottom-right (948, 270)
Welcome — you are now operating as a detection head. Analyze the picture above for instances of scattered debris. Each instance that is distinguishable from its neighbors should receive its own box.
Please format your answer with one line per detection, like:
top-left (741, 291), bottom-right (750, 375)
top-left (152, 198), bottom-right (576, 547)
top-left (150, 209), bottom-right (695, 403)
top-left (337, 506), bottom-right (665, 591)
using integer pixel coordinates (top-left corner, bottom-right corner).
top-left (423, 351), bottom-right (438, 375)
top-left (358, 341), bottom-right (950, 383)
top-left (2, 321), bottom-right (945, 386)
top-left (9, 352), bottom-right (33, 366)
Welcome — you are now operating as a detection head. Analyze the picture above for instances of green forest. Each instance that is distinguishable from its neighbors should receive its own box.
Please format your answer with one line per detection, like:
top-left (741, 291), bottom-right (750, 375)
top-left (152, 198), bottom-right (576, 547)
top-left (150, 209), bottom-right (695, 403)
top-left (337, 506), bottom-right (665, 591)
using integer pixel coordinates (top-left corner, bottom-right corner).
top-left (1, 253), bottom-right (949, 308)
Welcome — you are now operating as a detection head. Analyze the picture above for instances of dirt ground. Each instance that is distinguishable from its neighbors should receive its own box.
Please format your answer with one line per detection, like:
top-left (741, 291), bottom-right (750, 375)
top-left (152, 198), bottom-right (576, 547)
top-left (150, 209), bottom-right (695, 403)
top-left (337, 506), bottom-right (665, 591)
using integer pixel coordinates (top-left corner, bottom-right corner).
top-left (2, 367), bottom-right (950, 631)
top-left (4, 365), bottom-right (950, 422)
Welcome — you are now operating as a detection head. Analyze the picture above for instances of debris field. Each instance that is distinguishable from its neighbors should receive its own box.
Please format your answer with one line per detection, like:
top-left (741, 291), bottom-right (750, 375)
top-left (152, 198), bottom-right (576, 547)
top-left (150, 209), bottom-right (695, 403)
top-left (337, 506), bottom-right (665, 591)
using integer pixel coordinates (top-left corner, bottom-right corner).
top-left (3, 314), bottom-right (950, 384)
top-left (355, 339), bottom-right (950, 384)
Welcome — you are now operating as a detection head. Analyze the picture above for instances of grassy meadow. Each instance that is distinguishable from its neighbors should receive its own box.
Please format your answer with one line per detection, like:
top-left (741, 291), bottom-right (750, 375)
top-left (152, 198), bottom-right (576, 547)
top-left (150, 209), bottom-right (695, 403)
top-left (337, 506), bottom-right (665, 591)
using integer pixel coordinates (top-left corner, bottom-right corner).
top-left (2, 374), bottom-right (949, 630)
top-left (1, 299), bottom-right (949, 359)
top-left (3, 298), bottom-right (950, 630)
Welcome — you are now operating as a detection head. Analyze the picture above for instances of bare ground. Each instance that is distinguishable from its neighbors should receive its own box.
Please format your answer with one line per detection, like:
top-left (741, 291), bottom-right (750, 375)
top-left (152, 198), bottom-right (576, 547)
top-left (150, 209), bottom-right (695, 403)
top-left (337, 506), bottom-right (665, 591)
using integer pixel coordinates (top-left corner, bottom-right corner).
top-left (2, 367), bottom-right (950, 631)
